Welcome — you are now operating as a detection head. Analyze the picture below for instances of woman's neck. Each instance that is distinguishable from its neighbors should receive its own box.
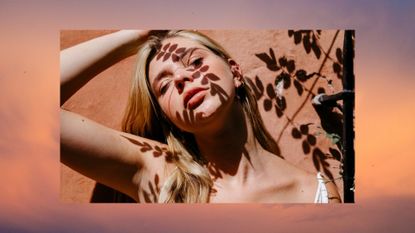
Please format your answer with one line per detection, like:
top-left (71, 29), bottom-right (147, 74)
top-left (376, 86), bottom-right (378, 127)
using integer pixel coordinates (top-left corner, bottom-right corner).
top-left (194, 101), bottom-right (267, 186)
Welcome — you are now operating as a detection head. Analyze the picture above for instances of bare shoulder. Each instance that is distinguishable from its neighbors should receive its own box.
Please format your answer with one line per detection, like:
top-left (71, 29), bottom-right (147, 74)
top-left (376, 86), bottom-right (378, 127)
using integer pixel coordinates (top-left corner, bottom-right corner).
top-left (264, 155), bottom-right (317, 202)
top-left (269, 158), bottom-right (318, 202)
top-left (294, 169), bottom-right (320, 202)
top-left (60, 109), bottom-right (175, 201)
top-left (274, 158), bottom-right (342, 203)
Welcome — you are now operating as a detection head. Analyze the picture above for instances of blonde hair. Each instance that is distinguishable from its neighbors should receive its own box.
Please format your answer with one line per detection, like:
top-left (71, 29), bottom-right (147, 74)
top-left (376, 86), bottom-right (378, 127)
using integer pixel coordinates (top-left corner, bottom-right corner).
top-left (122, 30), bottom-right (278, 203)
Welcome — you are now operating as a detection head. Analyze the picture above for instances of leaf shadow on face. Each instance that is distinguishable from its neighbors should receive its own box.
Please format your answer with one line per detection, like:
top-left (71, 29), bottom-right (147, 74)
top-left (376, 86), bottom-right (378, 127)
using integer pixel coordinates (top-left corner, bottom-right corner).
top-left (175, 72), bottom-right (229, 127)
top-left (174, 74), bottom-right (254, 182)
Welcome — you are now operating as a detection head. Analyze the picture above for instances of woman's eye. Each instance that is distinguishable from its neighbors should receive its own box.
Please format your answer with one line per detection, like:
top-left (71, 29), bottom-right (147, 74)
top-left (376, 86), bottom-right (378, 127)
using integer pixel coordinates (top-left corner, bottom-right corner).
top-left (190, 57), bottom-right (203, 67)
top-left (159, 81), bottom-right (171, 95)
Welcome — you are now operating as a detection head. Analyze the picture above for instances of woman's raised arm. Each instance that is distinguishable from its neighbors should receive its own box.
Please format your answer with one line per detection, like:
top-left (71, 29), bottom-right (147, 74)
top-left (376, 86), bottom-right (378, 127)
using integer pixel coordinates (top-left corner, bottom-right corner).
top-left (60, 30), bottom-right (148, 104)
top-left (60, 30), bottom-right (170, 202)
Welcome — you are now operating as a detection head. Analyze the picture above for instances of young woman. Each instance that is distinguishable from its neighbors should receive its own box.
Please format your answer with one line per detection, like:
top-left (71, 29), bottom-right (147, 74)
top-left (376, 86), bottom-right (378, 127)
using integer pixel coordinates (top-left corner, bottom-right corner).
top-left (61, 30), bottom-right (341, 203)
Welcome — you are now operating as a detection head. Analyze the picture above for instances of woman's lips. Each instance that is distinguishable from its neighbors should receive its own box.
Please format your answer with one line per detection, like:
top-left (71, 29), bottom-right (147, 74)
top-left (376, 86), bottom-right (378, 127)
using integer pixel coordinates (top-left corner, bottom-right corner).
top-left (184, 87), bottom-right (207, 110)
top-left (187, 90), bottom-right (206, 110)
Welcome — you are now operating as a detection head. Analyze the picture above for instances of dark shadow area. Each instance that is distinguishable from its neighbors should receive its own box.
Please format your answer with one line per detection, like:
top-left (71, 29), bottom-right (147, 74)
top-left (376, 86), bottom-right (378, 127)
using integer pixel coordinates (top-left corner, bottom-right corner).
top-left (312, 148), bottom-right (334, 180)
top-left (91, 183), bottom-right (136, 203)
top-left (312, 100), bottom-right (344, 153)
top-left (333, 47), bottom-right (343, 79)
top-left (295, 84), bottom-right (343, 177)
top-left (91, 172), bottom-right (162, 203)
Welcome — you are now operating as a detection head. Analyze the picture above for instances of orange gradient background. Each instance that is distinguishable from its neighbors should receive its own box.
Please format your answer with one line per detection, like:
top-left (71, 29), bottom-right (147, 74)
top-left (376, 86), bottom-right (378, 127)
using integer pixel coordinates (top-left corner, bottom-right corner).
top-left (1, 1), bottom-right (414, 232)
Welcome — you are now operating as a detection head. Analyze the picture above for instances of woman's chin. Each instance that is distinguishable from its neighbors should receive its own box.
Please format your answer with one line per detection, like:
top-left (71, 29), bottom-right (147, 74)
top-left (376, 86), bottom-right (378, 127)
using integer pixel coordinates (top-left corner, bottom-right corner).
top-left (178, 97), bottom-right (232, 133)
top-left (196, 99), bottom-right (222, 120)
top-left (195, 98), bottom-right (233, 128)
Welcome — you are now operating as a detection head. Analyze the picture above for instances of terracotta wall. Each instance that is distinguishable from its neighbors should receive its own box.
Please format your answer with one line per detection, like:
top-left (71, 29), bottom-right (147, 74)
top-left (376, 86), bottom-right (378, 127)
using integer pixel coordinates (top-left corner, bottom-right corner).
top-left (61, 30), bottom-right (346, 202)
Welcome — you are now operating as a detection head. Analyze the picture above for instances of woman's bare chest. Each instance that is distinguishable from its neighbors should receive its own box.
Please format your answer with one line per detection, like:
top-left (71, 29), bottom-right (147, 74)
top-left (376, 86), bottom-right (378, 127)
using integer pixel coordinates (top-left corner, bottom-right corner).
top-left (208, 177), bottom-right (307, 203)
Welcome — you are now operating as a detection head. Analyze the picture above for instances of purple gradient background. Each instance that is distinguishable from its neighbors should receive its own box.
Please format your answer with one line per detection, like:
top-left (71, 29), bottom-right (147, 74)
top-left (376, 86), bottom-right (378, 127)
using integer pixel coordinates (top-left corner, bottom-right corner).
top-left (1, 0), bottom-right (414, 232)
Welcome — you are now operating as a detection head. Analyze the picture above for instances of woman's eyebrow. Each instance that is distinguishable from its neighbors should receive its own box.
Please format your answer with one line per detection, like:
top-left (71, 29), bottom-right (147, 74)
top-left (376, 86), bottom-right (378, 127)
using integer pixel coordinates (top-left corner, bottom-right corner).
top-left (180, 47), bottom-right (205, 63)
top-left (154, 47), bottom-right (205, 82)
top-left (154, 70), bottom-right (170, 84)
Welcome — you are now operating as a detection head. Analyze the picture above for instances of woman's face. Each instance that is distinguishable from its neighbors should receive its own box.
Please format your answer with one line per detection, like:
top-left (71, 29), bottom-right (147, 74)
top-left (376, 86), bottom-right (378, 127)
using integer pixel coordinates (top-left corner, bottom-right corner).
top-left (148, 36), bottom-right (238, 134)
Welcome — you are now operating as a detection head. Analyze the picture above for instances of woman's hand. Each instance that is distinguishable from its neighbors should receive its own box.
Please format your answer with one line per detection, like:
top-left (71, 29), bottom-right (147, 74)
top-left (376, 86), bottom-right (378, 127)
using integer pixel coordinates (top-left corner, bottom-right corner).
top-left (115, 30), bottom-right (150, 56)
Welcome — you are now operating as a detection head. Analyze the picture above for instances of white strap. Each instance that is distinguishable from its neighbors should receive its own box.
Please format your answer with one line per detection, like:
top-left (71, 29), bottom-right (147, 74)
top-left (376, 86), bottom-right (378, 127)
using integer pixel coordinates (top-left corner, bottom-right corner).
top-left (314, 172), bottom-right (329, 203)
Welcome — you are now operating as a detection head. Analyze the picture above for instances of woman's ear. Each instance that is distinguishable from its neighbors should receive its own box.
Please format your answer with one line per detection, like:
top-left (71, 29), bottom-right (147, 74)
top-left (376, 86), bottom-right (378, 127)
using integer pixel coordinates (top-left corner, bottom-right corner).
top-left (228, 58), bottom-right (243, 88)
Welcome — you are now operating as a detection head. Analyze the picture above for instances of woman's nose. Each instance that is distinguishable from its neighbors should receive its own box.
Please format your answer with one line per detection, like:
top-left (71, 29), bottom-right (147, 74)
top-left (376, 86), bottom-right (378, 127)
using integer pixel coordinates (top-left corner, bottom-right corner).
top-left (174, 68), bottom-right (193, 94)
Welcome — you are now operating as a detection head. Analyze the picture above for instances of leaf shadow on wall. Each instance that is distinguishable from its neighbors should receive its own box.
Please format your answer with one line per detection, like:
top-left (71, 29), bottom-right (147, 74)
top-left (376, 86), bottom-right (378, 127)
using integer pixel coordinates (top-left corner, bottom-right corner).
top-left (249, 30), bottom-right (345, 181)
